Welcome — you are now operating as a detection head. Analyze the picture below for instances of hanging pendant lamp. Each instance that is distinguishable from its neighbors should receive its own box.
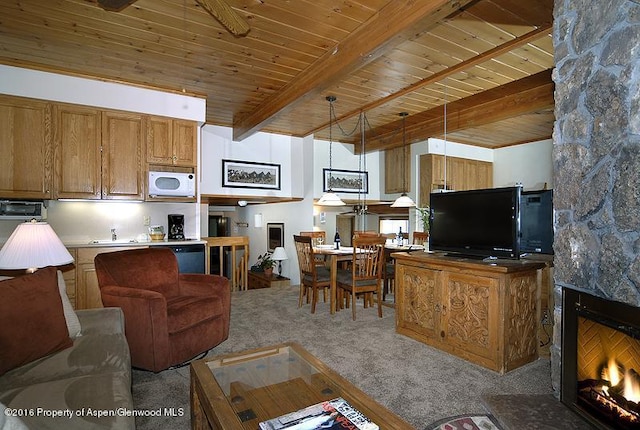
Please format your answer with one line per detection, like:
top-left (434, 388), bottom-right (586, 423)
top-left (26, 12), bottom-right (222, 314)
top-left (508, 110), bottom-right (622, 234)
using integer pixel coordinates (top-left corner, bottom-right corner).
top-left (391, 112), bottom-right (416, 208)
top-left (318, 96), bottom-right (345, 206)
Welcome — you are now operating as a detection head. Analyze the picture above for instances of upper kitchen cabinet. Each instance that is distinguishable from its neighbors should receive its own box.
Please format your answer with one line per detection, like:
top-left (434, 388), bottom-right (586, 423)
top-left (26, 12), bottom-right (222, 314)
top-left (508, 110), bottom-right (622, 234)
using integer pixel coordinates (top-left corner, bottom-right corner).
top-left (54, 104), bottom-right (101, 199)
top-left (146, 116), bottom-right (197, 168)
top-left (101, 111), bottom-right (145, 200)
top-left (385, 145), bottom-right (410, 194)
top-left (54, 105), bottom-right (144, 200)
top-left (419, 154), bottom-right (493, 205)
top-left (0, 95), bottom-right (53, 199)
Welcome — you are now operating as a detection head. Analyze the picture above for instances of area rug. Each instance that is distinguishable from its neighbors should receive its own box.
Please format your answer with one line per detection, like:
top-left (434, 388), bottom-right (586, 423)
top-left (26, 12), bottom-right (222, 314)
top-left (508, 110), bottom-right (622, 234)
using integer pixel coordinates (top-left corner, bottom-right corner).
top-left (427, 414), bottom-right (503, 430)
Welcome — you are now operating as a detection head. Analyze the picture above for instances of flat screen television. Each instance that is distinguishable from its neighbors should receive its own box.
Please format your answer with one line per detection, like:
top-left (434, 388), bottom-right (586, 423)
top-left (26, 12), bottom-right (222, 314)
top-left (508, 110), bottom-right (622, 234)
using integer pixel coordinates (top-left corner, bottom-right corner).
top-left (429, 186), bottom-right (521, 259)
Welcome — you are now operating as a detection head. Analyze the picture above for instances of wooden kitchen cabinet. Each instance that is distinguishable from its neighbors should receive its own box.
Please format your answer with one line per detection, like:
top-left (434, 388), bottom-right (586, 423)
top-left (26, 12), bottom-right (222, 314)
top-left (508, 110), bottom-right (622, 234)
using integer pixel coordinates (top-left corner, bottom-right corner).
top-left (385, 145), bottom-right (410, 194)
top-left (75, 245), bottom-right (146, 309)
top-left (54, 104), bottom-right (102, 199)
top-left (146, 116), bottom-right (197, 167)
top-left (419, 154), bottom-right (492, 206)
top-left (101, 111), bottom-right (145, 199)
top-left (394, 252), bottom-right (543, 373)
top-left (0, 95), bottom-right (53, 199)
top-left (54, 106), bottom-right (144, 200)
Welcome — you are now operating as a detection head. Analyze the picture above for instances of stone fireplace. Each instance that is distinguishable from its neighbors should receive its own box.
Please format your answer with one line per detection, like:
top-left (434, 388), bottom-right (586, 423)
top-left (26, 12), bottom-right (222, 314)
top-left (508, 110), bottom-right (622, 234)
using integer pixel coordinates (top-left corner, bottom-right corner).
top-left (552, 0), bottom-right (640, 425)
top-left (561, 288), bottom-right (640, 428)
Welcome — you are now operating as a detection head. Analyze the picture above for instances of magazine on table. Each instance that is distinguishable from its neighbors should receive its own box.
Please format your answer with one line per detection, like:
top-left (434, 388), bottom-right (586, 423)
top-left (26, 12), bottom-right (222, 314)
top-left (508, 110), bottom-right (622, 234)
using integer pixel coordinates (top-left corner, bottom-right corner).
top-left (259, 397), bottom-right (379, 430)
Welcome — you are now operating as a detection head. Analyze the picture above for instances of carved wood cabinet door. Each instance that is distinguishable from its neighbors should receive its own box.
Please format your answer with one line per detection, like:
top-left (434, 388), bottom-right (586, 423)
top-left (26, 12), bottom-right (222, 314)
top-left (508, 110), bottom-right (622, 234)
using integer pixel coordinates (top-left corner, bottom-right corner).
top-left (440, 272), bottom-right (500, 365)
top-left (396, 264), bottom-right (441, 341)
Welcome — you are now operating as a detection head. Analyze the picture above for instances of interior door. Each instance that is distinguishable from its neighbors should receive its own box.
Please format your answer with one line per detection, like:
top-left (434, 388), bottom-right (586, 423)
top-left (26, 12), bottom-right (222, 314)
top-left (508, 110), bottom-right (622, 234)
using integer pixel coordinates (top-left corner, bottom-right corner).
top-left (336, 215), bottom-right (354, 247)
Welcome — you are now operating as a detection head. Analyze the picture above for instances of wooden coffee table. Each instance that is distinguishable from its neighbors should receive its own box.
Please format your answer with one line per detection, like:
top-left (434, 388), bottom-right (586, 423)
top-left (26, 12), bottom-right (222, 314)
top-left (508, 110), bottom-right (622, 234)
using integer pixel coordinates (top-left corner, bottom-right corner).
top-left (190, 342), bottom-right (414, 429)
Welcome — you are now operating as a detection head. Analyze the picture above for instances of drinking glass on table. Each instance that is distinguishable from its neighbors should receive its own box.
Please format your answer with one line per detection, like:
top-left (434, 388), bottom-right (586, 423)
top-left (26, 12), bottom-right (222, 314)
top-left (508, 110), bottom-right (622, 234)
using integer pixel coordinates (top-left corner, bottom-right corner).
top-left (317, 237), bottom-right (323, 247)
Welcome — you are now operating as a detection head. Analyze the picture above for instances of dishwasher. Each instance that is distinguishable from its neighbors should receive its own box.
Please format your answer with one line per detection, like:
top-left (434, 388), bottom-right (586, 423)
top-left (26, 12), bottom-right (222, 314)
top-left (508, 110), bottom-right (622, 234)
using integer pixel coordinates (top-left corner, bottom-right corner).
top-left (157, 244), bottom-right (205, 274)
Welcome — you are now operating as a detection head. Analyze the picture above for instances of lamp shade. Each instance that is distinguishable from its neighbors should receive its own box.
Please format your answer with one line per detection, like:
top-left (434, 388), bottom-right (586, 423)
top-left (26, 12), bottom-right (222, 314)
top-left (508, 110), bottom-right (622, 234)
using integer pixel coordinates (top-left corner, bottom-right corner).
top-left (317, 191), bottom-right (345, 206)
top-left (0, 221), bottom-right (74, 270)
top-left (390, 193), bottom-right (416, 208)
top-left (271, 246), bottom-right (288, 261)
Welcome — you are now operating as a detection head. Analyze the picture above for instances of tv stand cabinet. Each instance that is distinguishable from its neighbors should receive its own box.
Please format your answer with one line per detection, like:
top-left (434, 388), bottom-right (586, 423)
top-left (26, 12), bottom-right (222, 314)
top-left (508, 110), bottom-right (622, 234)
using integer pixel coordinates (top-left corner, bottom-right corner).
top-left (393, 252), bottom-right (545, 374)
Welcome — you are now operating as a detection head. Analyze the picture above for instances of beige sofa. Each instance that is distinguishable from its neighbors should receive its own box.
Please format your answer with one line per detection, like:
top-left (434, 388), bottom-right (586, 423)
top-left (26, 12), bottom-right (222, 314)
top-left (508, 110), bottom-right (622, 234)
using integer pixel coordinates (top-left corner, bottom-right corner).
top-left (0, 269), bottom-right (134, 430)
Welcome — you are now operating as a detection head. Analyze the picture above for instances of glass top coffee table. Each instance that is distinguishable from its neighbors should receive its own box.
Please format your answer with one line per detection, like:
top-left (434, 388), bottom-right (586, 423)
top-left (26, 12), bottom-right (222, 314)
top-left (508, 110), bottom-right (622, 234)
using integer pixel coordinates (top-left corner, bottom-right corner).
top-left (190, 342), bottom-right (413, 430)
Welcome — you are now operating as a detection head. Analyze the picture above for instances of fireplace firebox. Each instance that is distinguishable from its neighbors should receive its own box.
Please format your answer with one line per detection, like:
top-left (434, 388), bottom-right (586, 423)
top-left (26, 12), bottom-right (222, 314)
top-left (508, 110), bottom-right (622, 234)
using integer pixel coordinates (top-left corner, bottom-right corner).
top-left (562, 288), bottom-right (640, 429)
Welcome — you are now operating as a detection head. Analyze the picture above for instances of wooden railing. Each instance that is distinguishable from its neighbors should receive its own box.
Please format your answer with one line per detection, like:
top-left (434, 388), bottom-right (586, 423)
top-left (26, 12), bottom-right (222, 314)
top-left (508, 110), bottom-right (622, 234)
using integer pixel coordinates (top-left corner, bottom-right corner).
top-left (202, 236), bottom-right (250, 291)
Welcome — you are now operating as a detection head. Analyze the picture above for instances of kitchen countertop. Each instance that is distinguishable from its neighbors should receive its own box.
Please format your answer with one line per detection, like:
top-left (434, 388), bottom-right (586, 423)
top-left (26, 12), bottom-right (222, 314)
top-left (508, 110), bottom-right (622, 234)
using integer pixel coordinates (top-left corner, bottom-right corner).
top-left (64, 239), bottom-right (206, 248)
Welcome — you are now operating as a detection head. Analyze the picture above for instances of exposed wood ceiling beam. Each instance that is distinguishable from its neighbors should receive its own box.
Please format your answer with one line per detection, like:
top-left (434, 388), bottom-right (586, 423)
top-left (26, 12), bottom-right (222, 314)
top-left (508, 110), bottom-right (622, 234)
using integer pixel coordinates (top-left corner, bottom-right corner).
top-left (309, 23), bottom-right (553, 137)
top-left (360, 69), bottom-right (554, 153)
top-left (231, 0), bottom-right (477, 142)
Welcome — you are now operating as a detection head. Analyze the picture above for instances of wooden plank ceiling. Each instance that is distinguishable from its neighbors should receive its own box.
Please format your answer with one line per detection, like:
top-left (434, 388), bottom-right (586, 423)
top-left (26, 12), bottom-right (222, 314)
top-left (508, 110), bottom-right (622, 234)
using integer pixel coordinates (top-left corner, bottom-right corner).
top-left (0, 0), bottom-right (554, 152)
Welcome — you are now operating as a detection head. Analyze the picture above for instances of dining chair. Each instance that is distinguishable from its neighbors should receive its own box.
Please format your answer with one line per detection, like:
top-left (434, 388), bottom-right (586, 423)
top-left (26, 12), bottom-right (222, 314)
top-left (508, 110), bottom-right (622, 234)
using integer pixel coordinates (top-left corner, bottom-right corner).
top-left (293, 235), bottom-right (331, 313)
top-left (336, 235), bottom-right (386, 320)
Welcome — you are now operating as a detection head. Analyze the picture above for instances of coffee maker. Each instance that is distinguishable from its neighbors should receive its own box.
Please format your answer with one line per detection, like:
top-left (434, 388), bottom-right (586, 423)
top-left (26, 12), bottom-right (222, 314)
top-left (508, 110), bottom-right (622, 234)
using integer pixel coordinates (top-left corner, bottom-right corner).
top-left (168, 214), bottom-right (185, 240)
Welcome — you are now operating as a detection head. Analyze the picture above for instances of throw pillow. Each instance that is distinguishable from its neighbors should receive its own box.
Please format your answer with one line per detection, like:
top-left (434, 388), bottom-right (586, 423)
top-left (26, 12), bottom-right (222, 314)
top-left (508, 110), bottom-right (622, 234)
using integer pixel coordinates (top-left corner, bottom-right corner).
top-left (0, 272), bottom-right (82, 338)
top-left (57, 270), bottom-right (82, 338)
top-left (0, 266), bottom-right (73, 376)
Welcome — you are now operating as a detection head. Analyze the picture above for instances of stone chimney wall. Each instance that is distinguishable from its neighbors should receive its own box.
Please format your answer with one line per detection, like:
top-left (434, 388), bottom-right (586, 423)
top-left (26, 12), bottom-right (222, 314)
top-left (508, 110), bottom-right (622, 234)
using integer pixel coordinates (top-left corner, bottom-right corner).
top-left (551, 0), bottom-right (640, 394)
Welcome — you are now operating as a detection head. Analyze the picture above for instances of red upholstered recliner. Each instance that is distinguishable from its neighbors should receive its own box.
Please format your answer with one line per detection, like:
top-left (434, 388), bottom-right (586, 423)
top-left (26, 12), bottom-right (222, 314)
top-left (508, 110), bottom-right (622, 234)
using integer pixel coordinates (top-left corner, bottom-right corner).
top-left (94, 247), bottom-right (230, 372)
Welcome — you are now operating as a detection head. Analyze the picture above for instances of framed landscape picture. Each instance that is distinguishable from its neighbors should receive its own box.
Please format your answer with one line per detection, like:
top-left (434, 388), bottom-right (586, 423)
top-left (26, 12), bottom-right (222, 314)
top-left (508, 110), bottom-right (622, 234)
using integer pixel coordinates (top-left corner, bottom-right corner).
top-left (222, 159), bottom-right (281, 190)
top-left (323, 168), bottom-right (368, 194)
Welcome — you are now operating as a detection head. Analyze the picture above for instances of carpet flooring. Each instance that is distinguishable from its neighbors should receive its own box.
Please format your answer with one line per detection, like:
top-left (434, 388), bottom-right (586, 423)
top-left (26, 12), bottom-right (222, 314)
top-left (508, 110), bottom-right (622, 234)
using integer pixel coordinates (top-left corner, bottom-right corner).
top-left (132, 286), bottom-right (555, 430)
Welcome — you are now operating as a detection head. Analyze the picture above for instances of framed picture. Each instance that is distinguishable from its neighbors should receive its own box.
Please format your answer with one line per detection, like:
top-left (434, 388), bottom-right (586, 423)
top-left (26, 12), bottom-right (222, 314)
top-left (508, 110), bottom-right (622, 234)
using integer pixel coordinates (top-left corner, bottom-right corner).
top-left (323, 168), bottom-right (368, 194)
top-left (222, 159), bottom-right (281, 190)
top-left (267, 223), bottom-right (284, 252)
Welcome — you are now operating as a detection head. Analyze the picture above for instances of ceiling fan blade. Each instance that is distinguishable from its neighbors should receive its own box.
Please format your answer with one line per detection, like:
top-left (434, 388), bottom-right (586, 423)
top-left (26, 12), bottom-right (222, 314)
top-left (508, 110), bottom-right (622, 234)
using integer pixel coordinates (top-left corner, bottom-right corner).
top-left (196, 0), bottom-right (250, 37)
top-left (97, 0), bottom-right (139, 12)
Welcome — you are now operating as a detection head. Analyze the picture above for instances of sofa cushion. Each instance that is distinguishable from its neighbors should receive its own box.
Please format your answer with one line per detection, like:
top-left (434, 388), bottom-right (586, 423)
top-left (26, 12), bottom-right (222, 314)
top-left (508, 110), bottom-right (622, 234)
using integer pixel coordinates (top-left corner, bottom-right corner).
top-left (0, 267), bottom-right (73, 376)
top-left (57, 270), bottom-right (82, 338)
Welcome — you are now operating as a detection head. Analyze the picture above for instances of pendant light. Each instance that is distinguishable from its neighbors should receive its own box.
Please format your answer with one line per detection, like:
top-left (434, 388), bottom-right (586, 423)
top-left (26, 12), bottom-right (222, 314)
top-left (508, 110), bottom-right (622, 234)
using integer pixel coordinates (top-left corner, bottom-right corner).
top-left (391, 112), bottom-right (416, 208)
top-left (318, 95), bottom-right (346, 206)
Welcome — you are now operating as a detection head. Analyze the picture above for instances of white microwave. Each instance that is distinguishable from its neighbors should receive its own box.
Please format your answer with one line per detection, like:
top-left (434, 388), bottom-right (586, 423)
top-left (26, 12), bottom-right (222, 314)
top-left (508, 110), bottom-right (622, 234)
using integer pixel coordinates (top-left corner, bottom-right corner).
top-left (148, 171), bottom-right (196, 197)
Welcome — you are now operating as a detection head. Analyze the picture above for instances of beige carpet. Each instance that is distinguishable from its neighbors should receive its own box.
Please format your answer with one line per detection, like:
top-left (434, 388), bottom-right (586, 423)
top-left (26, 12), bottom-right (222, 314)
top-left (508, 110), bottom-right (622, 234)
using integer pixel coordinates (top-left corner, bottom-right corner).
top-left (132, 286), bottom-right (554, 430)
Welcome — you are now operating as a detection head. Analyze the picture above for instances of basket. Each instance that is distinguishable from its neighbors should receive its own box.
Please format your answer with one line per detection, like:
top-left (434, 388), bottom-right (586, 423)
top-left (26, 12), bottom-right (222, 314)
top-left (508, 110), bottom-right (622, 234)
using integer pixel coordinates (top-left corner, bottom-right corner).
top-left (149, 233), bottom-right (165, 241)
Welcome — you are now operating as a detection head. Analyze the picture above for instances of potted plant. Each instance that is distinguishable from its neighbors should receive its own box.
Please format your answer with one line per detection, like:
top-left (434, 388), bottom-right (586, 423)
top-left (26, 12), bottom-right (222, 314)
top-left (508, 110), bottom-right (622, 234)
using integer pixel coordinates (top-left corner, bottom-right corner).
top-left (416, 206), bottom-right (430, 234)
top-left (256, 252), bottom-right (275, 276)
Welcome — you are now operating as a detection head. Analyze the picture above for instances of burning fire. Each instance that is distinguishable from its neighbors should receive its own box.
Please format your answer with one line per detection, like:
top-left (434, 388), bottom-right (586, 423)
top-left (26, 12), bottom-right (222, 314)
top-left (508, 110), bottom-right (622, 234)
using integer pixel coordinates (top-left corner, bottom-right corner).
top-left (600, 358), bottom-right (640, 403)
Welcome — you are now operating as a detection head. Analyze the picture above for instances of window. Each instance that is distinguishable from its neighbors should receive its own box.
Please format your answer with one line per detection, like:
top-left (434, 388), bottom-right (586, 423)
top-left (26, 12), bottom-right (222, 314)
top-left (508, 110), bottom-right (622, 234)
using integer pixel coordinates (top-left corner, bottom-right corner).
top-left (379, 218), bottom-right (409, 235)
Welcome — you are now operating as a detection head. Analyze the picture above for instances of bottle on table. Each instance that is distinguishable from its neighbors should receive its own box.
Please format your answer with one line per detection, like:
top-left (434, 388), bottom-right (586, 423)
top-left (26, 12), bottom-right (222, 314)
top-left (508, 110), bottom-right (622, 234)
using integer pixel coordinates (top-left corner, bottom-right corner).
top-left (334, 231), bottom-right (341, 250)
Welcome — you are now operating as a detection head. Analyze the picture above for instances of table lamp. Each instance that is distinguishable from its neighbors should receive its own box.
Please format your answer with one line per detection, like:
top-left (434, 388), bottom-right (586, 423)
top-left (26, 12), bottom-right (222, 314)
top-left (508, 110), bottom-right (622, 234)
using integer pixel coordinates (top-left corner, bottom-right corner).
top-left (271, 246), bottom-right (288, 277)
top-left (0, 220), bottom-right (74, 273)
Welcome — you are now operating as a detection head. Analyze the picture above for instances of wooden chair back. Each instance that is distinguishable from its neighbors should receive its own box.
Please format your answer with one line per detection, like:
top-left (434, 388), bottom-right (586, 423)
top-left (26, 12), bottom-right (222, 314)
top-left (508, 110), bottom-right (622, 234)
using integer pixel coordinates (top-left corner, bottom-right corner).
top-left (351, 235), bottom-right (386, 281)
top-left (293, 235), bottom-right (316, 276)
top-left (413, 231), bottom-right (429, 244)
top-left (300, 231), bottom-right (326, 245)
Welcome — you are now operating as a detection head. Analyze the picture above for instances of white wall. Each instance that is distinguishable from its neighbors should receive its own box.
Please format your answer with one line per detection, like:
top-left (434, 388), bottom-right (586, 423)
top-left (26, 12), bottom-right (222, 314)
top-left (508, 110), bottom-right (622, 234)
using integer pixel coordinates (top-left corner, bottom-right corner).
top-left (0, 65), bottom-right (205, 122)
top-left (313, 139), bottom-right (381, 201)
top-left (493, 139), bottom-right (553, 190)
top-left (200, 125), bottom-right (302, 199)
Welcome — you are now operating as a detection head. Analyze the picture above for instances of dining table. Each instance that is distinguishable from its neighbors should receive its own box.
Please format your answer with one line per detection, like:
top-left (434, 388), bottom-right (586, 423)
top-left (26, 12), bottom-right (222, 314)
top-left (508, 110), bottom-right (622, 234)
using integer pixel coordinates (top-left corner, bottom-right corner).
top-left (313, 243), bottom-right (425, 314)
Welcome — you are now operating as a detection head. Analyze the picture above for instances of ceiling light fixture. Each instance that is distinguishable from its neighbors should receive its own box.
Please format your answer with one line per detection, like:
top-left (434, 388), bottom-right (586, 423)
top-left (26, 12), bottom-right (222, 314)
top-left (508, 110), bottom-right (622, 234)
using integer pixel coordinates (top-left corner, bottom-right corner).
top-left (391, 112), bottom-right (416, 208)
top-left (318, 95), bottom-right (345, 206)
